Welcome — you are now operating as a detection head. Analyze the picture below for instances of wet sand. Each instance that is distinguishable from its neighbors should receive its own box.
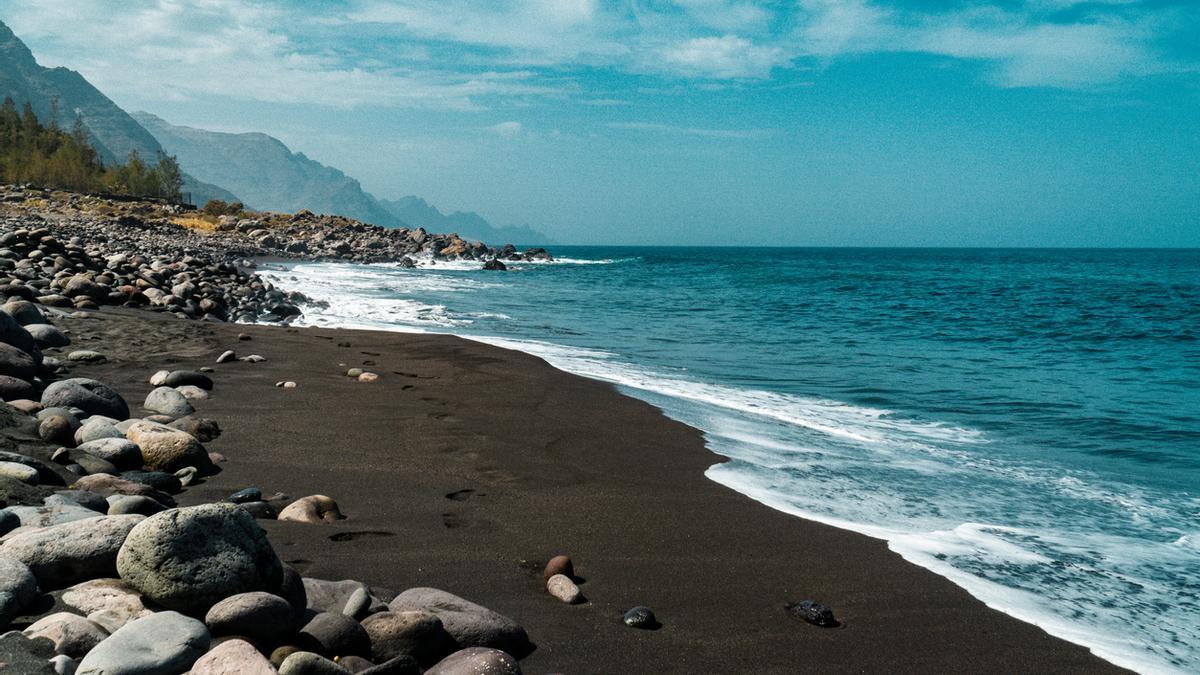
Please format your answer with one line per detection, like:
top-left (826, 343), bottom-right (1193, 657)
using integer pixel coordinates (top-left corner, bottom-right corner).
top-left (71, 308), bottom-right (1127, 674)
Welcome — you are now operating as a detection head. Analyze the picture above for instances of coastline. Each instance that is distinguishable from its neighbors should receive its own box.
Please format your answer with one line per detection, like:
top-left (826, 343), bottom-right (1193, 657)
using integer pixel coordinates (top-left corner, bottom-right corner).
top-left (68, 307), bottom-right (1127, 673)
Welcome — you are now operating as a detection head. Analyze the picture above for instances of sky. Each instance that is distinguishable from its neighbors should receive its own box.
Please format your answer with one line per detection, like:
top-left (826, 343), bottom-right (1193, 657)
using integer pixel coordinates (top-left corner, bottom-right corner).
top-left (4, 0), bottom-right (1199, 246)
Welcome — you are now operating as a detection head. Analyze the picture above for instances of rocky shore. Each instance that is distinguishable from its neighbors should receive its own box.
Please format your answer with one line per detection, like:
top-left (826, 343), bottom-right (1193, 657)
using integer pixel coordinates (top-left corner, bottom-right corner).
top-left (0, 185), bottom-right (1130, 674)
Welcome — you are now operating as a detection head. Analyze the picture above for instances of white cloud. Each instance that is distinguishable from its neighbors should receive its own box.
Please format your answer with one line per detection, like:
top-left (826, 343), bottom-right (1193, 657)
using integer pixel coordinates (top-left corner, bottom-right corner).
top-left (490, 121), bottom-right (523, 138)
top-left (658, 35), bottom-right (786, 79)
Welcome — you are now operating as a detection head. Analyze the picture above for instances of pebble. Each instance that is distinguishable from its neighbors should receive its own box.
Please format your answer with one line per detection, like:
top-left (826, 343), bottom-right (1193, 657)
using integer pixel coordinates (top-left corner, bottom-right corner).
top-left (543, 554), bottom-right (574, 581)
top-left (357, 372), bottom-right (379, 382)
top-left (227, 486), bottom-right (263, 504)
top-left (0, 460), bottom-right (39, 484)
top-left (241, 354), bottom-right (267, 363)
top-left (622, 606), bottom-right (658, 629)
top-left (67, 350), bottom-right (106, 363)
top-left (216, 350), bottom-right (236, 363)
top-left (148, 370), bottom-right (170, 386)
top-left (786, 599), bottom-right (838, 627)
top-left (546, 574), bottom-right (583, 604)
top-left (346, 368), bottom-right (363, 378)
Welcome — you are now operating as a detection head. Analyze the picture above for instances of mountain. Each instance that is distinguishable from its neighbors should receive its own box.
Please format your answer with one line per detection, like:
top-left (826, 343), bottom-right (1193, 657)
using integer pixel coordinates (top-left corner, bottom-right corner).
top-left (378, 196), bottom-right (553, 245)
top-left (0, 20), bottom-right (237, 206)
top-left (133, 112), bottom-right (399, 224)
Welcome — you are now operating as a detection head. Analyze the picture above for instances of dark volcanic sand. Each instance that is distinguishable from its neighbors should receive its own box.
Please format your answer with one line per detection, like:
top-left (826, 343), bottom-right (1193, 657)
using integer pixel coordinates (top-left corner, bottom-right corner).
top-left (65, 308), bottom-right (1127, 674)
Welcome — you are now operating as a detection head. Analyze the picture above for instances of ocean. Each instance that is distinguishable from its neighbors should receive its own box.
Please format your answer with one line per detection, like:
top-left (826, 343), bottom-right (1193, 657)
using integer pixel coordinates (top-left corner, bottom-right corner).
top-left (259, 247), bottom-right (1200, 673)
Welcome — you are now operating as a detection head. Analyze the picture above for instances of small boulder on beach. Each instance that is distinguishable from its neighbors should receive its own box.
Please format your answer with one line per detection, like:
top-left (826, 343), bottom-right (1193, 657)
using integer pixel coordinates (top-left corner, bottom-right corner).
top-left (142, 386), bottom-right (195, 417)
top-left (206, 591), bottom-right (296, 646)
top-left (190, 638), bottom-right (276, 675)
top-left (622, 606), bottom-right (659, 629)
top-left (426, 647), bottom-right (522, 675)
top-left (390, 587), bottom-right (530, 655)
top-left (278, 495), bottom-right (345, 524)
top-left (0, 514), bottom-right (144, 589)
top-left (116, 503), bottom-right (284, 614)
top-left (362, 610), bottom-right (456, 666)
top-left (547, 574), bottom-right (584, 604)
top-left (23, 611), bottom-right (109, 659)
top-left (75, 610), bottom-right (209, 675)
top-left (124, 420), bottom-right (211, 473)
top-left (41, 379), bottom-right (129, 420)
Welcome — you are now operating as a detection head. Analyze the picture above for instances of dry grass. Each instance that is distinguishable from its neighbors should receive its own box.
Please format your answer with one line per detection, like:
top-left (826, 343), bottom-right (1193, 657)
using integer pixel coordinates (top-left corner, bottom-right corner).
top-left (171, 215), bottom-right (219, 233)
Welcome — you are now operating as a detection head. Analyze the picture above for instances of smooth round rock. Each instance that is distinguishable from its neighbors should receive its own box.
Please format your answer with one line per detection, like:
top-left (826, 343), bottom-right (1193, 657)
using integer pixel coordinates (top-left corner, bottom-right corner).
top-left (0, 342), bottom-right (37, 380)
top-left (25, 323), bottom-right (69, 349)
top-left (142, 387), bottom-right (194, 417)
top-left (75, 418), bottom-right (122, 445)
top-left (426, 647), bottom-right (522, 675)
top-left (39, 415), bottom-right (76, 447)
top-left (279, 651), bottom-right (349, 675)
top-left (162, 370), bottom-right (213, 390)
top-left (361, 610), bottom-right (455, 666)
top-left (41, 379), bottom-right (129, 420)
top-left (622, 605), bottom-right (658, 629)
top-left (298, 611), bottom-right (371, 658)
top-left (0, 375), bottom-right (37, 401)
top-left (23, 612), bottom-right (109, 658)
top-left (116, 503), bottom-right (283, 614)
top-left (124, 420), bottom-right (211, 473)
top-left (107, 495), bottom-right (166, 516)
top-left (205, 591), bottom-right (295, 646)
top-left (175, 385), bottom-right (208, 401)
top-left (60, 578), bottom-right (151, 630)
top-left (0, 460), bottom-right (39, 484)
top-left (0, 514), bottom-right (144, 589)
top-left (76, 438), bottom-right (142, 470)
top-left (542, 554), bottom-right (574, 581)
top-left (227, 487), bottom-right (263, 504)
top-left (389, 588), bottom-right (529, 655)
top-left (75, 610), bottom-right (209, 675)
top-left (189, 638), bottom-right (275, 675)
top-left (67, 350), bottom-right (106, 364)
top-left (278, 495), bottom-right (344, 524)
top-left (0, 557), bottom-right (38, 625)
top-left (546, 574), bottom-right (583, 604)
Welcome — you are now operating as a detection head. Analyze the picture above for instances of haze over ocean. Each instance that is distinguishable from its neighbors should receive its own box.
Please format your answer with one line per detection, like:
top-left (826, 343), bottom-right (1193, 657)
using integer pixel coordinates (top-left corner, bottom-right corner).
top-left (264, 246), bottom-right (1200, 673)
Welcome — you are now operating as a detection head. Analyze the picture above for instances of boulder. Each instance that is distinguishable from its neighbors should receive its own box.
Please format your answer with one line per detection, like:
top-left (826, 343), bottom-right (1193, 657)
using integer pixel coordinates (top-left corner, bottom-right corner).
top-left (75, 610), bottom-right (209, 675)
top-left (785, 599), bottom-right (838, 627)
top-left (0, 514), bottom-right (144, 589)
top-left (23, 612), bottom-right (109, 658)
top-left (41, 379), bottom-right (129, 420)
top-left (426, 647), bottom-right (522, 675)
top-left (0, 631), bottom-right (56, 674)
top-left (6, 503), bottom-right (99, 528)
top-left (0, 342), bottom-right (36, 381)
top-left (190, 638), bottom-right (276, 675)
top-left (0, 375), bottom-right (37, 401)
top-left (0, 557), bottom-right (38, 625)
top-left (76, 438), bottom-right (142, 470)
top-left (25, 323), bottom-right (69, 349)
top-left (124, 420), bottom-right (211, 473)
top-left (205, 591), bottom-right (295, 646)
top-left (0, 310), bottom-right (40, 358)
top-left (4, 300), bottom-right (46, 325)
top-left (361, 610), bottom-right (455, 666)
top-left (389, 588), bottom-right (530, 655)
top-left (75, 418), bottom-right (122, 444)
top-left (116, 503), bottom-right (283, 614)
top-left (279, 651), bottom-right (350, 675)
top-left (298, 611), bottom-right (370, 658)
top-left (61, 578), bottom-right (152, 630)
top-left (0, 460), bottom-right (38, 484)
top-left (142, 387), bottom-right (194, 417)
top-left (70, 474), bottom-right (175, 507)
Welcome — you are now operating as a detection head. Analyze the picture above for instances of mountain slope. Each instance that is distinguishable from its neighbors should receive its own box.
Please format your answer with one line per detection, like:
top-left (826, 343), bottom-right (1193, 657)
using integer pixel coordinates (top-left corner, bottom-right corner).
top-left (133, 112), bottom-right (399, 224)
top-left (0, 20), bottom-right (237, 206)
top-left (378, 196), bottom-right (552, 245)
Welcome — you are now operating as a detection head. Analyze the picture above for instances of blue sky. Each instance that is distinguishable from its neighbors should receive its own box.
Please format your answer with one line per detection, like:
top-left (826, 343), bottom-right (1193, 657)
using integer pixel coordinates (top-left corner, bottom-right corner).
top-left (6, 1), bottom-right (1198, 245)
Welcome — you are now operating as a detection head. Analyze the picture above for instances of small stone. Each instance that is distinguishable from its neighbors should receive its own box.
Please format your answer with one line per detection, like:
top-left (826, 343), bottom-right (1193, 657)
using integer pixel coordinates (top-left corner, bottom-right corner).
top-left (142, 387), bottom-right (195, 417)
top-left (425, 647), bottom-right (521, 675)
top-left (241, 354), bottom-right (266, 363)
top-left (283, 381), bottom-right (297, 388)
top-left (228, 487), bottom-right (263, 504)
top-left (543, 555), bottom-right (574, 582)
top-left (174, 466), bottom-right (198, 487)
top-left (278, 495), bottom-right (345, 524)
top-left (0, 460), bottom-right (39, 484)
top-left (162, 370), bottom-right (213, 390)
top-left (216, 350), bottom-right (236, 364)
top-left (23, 612), bottom-right (109, 658)
top-left (238, 333), bottom-right (252, 341)
top-left (75, 610), bottom-right (209, 675)
top-left (546, 574), bottom-right (583, 604)
top-left (0, 557), bottom-right (38, 625)
top-left (357, 372), bottom-right (378, 383)
top-left (190, 638), bottom-right (275, 675)
top-left (622, 606), bottom-right (658, 629)
top-left (175, 384), bottom-right (208, 401)
top-left (148, 370), bottom-right (170, 386)
top-left (124, 420), bottom-right (211, 473)
top-left (785, 599), bottom-right (838, 627)
top-left (361, 610), bottom-right (455, 666)
top-left (67, 350), bottom-right (106, 364)
top-left (279, 651), bottom-right (349, 675)
top-left (345, 368), bottom-right (363, 378)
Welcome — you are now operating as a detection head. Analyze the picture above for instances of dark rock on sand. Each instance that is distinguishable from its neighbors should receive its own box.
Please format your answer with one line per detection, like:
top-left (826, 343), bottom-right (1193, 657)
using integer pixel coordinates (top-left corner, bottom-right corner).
top-left (75, 610), bottom-right (209, 675)
top-left (622, 606), bottom-right (659, 629)
top-left (543, 554), bottom-right (574, 581)
top-left (205, 591), bottom-right (296, 646)
top-left (167, 415), bottom-right (222, 442)
top-left (41, 378), bottom-right (129, 420)
top-left (390, 587), bottom-right (530, 655)
top-left (116, 503), bottom-right (283, 614)
top-left (426, 647), bottom-right (522, 675)
top-left (162, 370), bottom-right (214, 390)
top-left (228, 486), bottom-right (263, 504)
top-left (786, 599), bottom-right (839, 627)
top-left (298, 611), bottom-right (371, 658)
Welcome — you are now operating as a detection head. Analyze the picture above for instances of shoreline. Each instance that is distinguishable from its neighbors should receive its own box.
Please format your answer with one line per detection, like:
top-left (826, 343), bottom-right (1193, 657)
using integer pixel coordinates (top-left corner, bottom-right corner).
top-left (68, 307), bottom-right (1127, 673)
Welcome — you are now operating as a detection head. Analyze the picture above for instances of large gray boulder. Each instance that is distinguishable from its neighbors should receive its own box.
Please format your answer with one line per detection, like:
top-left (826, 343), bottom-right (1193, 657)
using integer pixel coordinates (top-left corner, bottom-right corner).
top-left (0, 557), bottom-right (38, 625)
top-left (0, 514), bottom-right (143, 589)
top-left (5, 502), bottom-right (99, 528)
top-left (124, 420), bottom-right (211, 473)
top-left (25, 323), bottom-right (69, 349)
top-left (116, 503), bottom-right (283, 614)
top-left (389, 588), bottom-right (530, 656)
top-left (142, 387), bottom-right (194, 417)
top-left (76, 610), bottom-right (209, 675)
top-left (362, 610), bottom-right (455, 666)
top-left (41, 379), bottom-right (129, 420)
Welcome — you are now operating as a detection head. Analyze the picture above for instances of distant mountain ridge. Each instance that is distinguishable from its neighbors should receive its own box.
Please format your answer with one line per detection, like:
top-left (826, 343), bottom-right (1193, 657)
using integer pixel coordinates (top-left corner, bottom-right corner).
top-left (0, 20), bottom-right (238, 206)
top-left (137, 112), bottom-right (552, 244)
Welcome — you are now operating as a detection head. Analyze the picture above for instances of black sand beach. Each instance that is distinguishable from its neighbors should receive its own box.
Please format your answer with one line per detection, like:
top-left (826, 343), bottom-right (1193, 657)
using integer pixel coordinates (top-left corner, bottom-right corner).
top-left (69, 308), bottom-right (1127, 673)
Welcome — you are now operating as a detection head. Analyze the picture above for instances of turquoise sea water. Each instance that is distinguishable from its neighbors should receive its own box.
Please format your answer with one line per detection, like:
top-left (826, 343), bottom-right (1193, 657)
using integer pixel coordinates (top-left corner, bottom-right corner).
top-left (261, 247), bottom-right (1200, 673)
